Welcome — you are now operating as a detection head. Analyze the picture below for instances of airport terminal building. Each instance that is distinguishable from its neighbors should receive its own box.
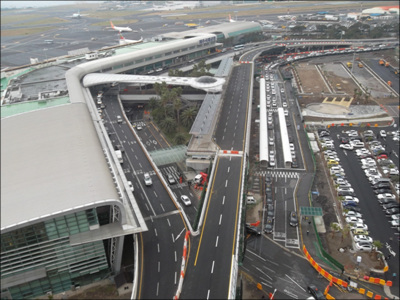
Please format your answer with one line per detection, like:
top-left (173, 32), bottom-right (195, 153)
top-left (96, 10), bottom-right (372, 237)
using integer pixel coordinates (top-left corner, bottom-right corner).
top-left (1, 22), bottom-right (262, 299)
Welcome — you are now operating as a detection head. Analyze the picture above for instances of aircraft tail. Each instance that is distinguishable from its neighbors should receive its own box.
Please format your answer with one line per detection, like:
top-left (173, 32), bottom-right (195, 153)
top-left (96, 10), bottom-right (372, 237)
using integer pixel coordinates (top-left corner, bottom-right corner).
top-left (110, 21), bottom-right (115, 29)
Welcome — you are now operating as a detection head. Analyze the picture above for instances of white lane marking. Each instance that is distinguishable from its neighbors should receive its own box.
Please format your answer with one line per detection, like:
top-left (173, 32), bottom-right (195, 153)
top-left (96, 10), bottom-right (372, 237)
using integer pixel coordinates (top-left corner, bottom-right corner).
top-left (158, 261), bottom-right (160, 273)
top-left (156, 282), bottom-right (159, 296)
top-left (135, 155), bottom-right (138, 160)
top-left (256, 267), bottom-right (273, 280)
top-left (225, 180), bottom-right (228, 187)
top-left (285, 274), bottom-right (306, 292)
top-left (247, 249), bottom-right (266, 261)
top-left (215, 236), bottom-right (219, 247)
top-left (145, 203), bottom-right (149, 211)
top-left (160, 203), bottom-right (165, 212)
top-left (227, 167), bottom-right (230, 173)
top-left (154, 191), bottom-right (158, 197)
top-left (171, 233), bottom-right (174, 243)
top-left (175, 272), bottom-right (177, 284)
top-left (219, 214), bottom-right (223, 225)
top-left (157, 243), bottom-right (160, 253)
top-left (154, 228), bottom-right (158, 236)
top-left (207, 290), bottom-right (210, 300)
top-left (167, 218), bottom-right (171, 227)
top-left (222, 196), bottom-right (225, 205)
top-left (139, 163), bottom-right (142, 168)
top-left (175, 251), bottom-right (177, 262)
top-left (211, 261), bottom-right (215, 274)
top-left (285, 187), bottom-right (287, 195)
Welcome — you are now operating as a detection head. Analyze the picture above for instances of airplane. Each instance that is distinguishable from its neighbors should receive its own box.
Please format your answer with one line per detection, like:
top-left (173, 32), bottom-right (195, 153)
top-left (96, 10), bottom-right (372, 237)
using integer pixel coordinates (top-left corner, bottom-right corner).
top-left (277, 15), bottom-right (297, 21)
top-left (109, 21), bottom-right (135, 32)
top-left (213, 14), bottom-right (245, 24)
top-left (65, 10), bottom-right (89, 19)
top-left (118, 33), bottom-right (143, 45)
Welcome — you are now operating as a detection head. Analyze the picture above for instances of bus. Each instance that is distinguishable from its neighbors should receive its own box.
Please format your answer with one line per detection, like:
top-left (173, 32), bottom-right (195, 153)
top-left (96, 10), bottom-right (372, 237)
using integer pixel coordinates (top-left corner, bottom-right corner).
top-left (233, 44), bottom-right (244, 51)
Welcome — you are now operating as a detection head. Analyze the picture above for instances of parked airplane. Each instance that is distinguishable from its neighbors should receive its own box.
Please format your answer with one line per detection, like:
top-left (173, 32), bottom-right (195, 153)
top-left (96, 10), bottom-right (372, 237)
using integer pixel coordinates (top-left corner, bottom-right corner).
top-left (277, 15), bottom-right (297, 21)
top-left (118, 33), bottom-right (143, 45)
top-left (109, 21), bottom-right (135, 32)
top-left (65, 10), bottom-right (89, 19)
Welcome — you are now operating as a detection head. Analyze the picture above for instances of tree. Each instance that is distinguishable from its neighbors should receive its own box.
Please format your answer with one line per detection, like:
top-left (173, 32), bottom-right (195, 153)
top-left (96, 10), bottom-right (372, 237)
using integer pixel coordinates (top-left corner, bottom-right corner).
top-left (148, 97), bottom-right (160, 110)
top-left (173, 98), bottom-right (182, 126)
top-left (330, 222), bottom-right (340, 238)
top-left (160, 117), bottom-right (176, 134)
top-left (174, 132), bottom-right (186, 145)
top-left (181, 106), bottom-right (198, 128)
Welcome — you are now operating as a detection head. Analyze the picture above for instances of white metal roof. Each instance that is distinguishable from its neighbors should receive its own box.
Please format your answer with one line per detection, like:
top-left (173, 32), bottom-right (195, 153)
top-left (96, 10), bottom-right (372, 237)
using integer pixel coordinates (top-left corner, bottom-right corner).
top-left (1, 103), bottom-right (120, 231)
top-left (277, 107), bottom-right (292, 165)
top-left (83, 73), bottom-right (226, 93)
top-left (259, 77), bottom-right (269, 163)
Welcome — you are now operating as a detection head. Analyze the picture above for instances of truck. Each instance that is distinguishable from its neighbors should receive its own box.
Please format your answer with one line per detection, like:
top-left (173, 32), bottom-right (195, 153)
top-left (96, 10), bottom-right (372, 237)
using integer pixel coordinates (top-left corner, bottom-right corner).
top-left (346, 62), bottom-right (352, 68)
top-left (115, 150), bottom-right (123, 164)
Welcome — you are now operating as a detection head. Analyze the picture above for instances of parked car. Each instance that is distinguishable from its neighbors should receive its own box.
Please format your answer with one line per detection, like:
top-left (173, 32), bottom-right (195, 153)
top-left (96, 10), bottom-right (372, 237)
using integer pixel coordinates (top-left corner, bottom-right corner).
top-left (351, 223), bottom-right (368, 231)
top-left (344, 211), bottom-right (362, 218)
top-left (264, 217), bottom-right (274, 234)
top-left (374, 188), bottom-right (392, 195)
top-left (385, 208), bottom-right (400, 215)
top-left (337, 187), bottom-right (354, 193)
top-left (340, 144), bottom-right (353, 150)
top-left (390, 219), bottom-right (400, 227)
top-left (379, 130), bottom-right (387, 137)
top-left (383, 203), bottom-right (400, 210)
top-left (353, 235), bottom-right (373, 243)
top-left (355, 242), bottom-right (373, 252)
top-left (378, 198), bottom-right (397, 205)
top-left (339, 190), bottom-right (355, 197)
top-left (346, 216), bottom-right (363, 224)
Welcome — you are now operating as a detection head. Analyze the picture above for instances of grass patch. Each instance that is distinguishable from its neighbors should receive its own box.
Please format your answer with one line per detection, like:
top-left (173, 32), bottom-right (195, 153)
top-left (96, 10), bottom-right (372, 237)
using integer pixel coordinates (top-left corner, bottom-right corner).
top-left (16, 17), bottom-right (70, 26)
top-left (1, 26), bottom-right (57, 37)
top-left (1, 14), bottom-right (43, 25)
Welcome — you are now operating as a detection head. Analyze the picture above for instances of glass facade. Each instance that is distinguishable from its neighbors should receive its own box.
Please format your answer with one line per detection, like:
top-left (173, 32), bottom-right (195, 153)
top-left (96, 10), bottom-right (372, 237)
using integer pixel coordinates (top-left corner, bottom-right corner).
top-left (1, 209), bottom-right (111, 299)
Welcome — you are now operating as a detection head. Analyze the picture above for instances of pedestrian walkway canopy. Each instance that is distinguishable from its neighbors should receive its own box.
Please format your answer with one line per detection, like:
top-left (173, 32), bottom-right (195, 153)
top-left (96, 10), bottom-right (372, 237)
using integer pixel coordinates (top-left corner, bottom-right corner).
top-left (300, 206), bottom-right (323, 217)
top-left (83, 73), bottom-right (225, 93)
top-left (149, 145), bottom-right (187, 166)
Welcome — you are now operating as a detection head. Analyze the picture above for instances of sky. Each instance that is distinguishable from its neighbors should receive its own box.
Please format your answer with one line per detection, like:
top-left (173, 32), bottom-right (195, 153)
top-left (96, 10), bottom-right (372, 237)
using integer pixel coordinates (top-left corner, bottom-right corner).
top-left (1, 1), bottom-right (87, 9)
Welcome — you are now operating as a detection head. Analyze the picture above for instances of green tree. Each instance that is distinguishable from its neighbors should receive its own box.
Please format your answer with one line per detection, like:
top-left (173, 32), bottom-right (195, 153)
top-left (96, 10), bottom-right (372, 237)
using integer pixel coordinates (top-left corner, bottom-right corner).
top-left (330, 222), bottom-right (340, 238)
top-left (181, 106), bottom-right (198, 128)
top-left (148, 97), bottom-right (160, 110)
top-left (174, 132), bottom-right (187, 145)
top-left (169, 69), bottom-right (184, 77)
top-left (173, 98), bottom-right (182, 126)
top-left (160, 117), bottom-right (176, 134)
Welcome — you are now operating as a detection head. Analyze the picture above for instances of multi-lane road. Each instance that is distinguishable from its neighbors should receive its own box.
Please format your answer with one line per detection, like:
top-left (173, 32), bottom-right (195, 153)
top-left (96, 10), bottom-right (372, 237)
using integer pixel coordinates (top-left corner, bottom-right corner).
top-left (101, 89), bottom-right (189, 299)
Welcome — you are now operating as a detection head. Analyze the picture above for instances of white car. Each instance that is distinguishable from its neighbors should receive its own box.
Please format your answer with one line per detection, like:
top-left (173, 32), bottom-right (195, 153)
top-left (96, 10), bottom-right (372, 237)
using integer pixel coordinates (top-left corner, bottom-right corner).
top-left (351, 141), bottom-right (365, 148)
top-left (282, 101), bottom-right (287, 107)
top-left (353, 235), bottom-right (372, 243)
top-left (335, 178), bottom-right (349, 185)
top-left (346, 216), bottom-right (363, 224)
top-left (344, 211), bottom-right (362, 218)
top-left (337, 187), bottom-right (354, 193)
top-left (390, 219), bottom-right (400, 227)
top-left (377, 193), bottom-right (395, 200)
top-left (391, 214), bottom-right (400, 220)
top-left (180, 195), bottom-right (191, 206)
top-left (340, 144), bottom-right (353, 150)
top-left (127, 181), bottom-right (134, 192)
top-left (343, 196), bottom-right (359, 203)
top-left (347, 131), bottom-right (359, 137)
top-left (144, 172), bottom-right (152, 186)
top-left (351, 223), bottom-right (368, 231)
top-left (136, 124), bottom-right (143, 130)
top-left (380, 130), bottom-right (387, 137)
top-left (355, 242), bottom-right (373, 251)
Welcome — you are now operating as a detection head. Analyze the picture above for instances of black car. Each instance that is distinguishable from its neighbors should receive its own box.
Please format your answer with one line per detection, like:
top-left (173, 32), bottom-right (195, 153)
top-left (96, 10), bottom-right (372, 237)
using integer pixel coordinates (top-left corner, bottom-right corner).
top-left (338, 190), bottom-right (355, 197)
top-left (265, 175), bottom-right (272, 185)
top-left (340, 137), bottom-right (349, 144)
top-left (307, 284), bottom-right (325, 300)
top-left (374, 188), bottom-right (392, 195)
top-left (378, 198), bottom-right (397, 205)
top-left (291, 159), bottom-right (299, 168)
top-left (266, 196), bottom-right (273, 205)
top-left (245, 224), bottom-right (261, 236)
top-left (386, 208), bottom-right (400, 215)
top-left (383, 203), bottom-right (400, 210)
top-left (347, 206), bottom-right (362, 213)
top-left (289, 211), bottom-right (298, 226)
top-left (264, 217), bottom-right (274, 234)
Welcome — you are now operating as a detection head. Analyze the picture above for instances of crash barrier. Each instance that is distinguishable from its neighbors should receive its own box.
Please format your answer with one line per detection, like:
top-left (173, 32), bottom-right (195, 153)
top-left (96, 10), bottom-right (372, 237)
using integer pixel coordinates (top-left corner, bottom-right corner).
top-left (323, 281), bottom-right (335, 299)
top-left (363, 275), bottom-right (393, 287)
top-left (303, 245), bottom-right (348, 288)
top-left (174, 231), bottom-right (190, 300)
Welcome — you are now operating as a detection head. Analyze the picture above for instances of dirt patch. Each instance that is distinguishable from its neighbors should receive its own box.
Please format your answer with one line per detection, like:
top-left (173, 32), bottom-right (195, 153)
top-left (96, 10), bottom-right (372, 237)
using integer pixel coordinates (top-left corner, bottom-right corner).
top-left (295, 63), bottom-right (329, 94)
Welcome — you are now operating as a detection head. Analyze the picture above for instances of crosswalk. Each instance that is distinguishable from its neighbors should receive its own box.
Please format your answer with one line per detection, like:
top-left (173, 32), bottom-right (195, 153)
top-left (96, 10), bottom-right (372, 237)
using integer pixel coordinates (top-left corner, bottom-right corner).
top-left (255, 170), bottom-right (299, 179)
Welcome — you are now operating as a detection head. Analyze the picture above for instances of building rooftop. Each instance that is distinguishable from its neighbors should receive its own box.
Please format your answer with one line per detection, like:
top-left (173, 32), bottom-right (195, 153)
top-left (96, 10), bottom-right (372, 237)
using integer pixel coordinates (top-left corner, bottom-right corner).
top-left (1, 103), bottom-right (120, 231)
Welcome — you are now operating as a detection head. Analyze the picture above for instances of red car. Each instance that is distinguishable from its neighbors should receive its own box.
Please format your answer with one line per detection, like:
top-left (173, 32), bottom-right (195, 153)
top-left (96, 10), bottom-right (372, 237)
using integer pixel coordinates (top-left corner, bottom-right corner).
top-left (377, 154), bottom-right (388, 160)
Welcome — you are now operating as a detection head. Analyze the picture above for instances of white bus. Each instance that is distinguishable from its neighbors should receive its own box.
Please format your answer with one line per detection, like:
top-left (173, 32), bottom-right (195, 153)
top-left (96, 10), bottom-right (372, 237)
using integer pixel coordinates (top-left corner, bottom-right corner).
top-left (233, 44), bottom-right (244, 51)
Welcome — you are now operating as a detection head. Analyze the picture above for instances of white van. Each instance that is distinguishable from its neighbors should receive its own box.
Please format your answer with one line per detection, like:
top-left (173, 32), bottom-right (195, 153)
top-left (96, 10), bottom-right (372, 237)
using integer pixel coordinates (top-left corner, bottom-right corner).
top-left (246, 196), bottom-right (256, 204)
top-left (117, 115), bottom-right (122, 123)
